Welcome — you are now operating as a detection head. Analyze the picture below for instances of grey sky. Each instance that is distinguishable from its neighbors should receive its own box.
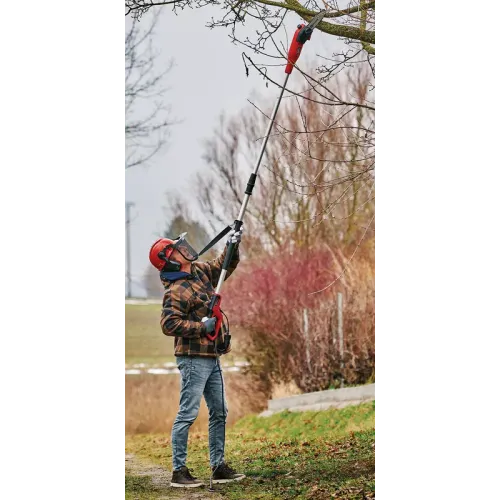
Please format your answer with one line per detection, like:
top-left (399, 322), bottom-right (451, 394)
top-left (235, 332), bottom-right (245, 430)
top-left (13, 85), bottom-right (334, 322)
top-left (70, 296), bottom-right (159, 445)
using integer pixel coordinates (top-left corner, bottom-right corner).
top-left (125, 6), bottom-right (340, 297)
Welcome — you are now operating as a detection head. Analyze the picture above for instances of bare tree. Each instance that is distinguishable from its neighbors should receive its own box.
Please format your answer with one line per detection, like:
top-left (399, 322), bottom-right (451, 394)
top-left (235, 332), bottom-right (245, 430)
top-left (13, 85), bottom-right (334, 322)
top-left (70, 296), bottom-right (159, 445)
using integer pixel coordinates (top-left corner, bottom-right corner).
top-left (125, 12), bottom-right (176, 169)
top-left (125, 1), bottom-right (375, 50)
top-left (196, 67), bottom-right (374, 255)
top-left (125, 0), bottom-right (375, 236)
top-left (124, 1), bottom-right (375, 100)
top-left (127, 1), bottom-right (375, 288)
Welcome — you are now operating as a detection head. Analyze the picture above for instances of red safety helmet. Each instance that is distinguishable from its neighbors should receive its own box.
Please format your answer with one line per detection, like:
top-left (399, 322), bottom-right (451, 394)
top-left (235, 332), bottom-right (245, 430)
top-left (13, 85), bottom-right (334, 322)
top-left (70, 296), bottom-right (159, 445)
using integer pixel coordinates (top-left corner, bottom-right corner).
top-left (149, 233), bottom-right (199, 271)
top-left (149, 238), bottom-right (176, 271)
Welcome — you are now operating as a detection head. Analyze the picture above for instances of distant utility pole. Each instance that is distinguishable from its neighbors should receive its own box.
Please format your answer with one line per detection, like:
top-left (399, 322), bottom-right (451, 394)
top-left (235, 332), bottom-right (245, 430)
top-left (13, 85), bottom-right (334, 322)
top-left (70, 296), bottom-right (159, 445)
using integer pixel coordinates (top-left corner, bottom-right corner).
top-left (126, 202), bottom-right (135, 299)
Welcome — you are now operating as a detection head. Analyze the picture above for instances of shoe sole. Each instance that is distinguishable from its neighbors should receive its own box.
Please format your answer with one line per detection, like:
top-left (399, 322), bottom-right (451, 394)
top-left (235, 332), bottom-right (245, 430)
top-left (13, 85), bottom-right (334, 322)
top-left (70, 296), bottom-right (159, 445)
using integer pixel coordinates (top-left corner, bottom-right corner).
top-left (212, 475), bottom-right (246, 484)
top-left (170, 482), bottom-right (204, 488)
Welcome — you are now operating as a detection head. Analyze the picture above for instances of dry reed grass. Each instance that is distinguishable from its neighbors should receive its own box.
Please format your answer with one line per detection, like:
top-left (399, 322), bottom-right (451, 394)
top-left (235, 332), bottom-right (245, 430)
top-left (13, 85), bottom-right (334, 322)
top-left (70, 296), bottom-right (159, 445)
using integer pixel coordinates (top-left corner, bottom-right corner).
top-left (125, 370), bottom-right (275, 435)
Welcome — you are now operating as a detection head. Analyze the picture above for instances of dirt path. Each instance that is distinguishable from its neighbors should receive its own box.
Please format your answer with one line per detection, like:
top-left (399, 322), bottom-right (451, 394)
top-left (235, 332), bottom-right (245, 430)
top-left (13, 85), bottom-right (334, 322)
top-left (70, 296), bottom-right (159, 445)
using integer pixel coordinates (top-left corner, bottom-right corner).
top-left (125, 453), bottom-right (222, 499)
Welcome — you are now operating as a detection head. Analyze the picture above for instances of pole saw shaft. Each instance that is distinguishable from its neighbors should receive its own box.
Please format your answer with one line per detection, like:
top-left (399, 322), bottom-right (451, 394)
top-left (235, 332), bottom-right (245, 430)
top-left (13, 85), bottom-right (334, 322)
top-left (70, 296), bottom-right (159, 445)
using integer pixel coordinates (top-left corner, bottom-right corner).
top-left (215, 72), bottom-right (289, 294)
top-left (207, 11), bottom-right (326, 338)
top-left (206, 77), bottom-right (288, 340)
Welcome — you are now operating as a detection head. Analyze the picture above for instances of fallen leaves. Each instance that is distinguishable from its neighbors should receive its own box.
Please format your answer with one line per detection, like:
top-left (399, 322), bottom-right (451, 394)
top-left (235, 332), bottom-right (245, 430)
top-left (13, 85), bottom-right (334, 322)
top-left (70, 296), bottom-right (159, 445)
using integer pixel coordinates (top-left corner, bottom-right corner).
top-left (126, 412), bottom-right (375, 500)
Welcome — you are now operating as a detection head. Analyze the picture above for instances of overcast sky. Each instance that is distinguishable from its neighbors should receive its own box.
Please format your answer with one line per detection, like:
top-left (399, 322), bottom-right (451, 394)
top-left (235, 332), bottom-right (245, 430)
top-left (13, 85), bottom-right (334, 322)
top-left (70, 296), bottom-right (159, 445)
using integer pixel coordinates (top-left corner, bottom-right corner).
top-left (125, 6), bottom-right (339, 297)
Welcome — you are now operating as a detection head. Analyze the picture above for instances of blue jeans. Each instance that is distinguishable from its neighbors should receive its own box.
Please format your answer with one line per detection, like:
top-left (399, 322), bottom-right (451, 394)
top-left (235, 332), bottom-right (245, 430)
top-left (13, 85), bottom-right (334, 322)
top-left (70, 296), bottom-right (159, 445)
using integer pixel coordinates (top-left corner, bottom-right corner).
top-left (171, 356), bottom-right (228, 470)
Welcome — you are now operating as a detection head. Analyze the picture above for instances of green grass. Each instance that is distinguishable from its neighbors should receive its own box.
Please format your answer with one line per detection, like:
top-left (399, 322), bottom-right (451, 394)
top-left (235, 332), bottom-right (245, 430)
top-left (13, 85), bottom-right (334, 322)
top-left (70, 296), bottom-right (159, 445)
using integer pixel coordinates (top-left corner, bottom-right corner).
top-left (233, 402), bottom-right (375, 441)
top-left (126, 304), bottom-right (175, 365)
top-left (125, 304), bottom-right (242, 366)
top-left (126, 402), bottom-right (375, 499)
top-left (125, 476), bottom-right (159, 500)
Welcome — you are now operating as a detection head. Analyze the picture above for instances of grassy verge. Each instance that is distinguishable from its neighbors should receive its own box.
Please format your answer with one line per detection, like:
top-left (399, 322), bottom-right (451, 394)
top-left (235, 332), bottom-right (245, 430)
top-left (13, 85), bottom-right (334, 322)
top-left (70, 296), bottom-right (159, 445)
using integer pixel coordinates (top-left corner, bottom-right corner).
top-left (126, 304), bottom-right (175, 365)
top-left (126, 401), bottom-right (375, 499)
top-left (125, 304), bottom-right (243, 366)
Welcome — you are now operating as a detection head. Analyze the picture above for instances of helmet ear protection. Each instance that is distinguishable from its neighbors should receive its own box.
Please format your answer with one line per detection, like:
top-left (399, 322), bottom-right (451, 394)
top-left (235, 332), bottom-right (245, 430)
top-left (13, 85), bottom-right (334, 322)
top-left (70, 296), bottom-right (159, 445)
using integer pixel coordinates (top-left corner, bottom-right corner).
top-left (158, 246), bottom-right (181, 272)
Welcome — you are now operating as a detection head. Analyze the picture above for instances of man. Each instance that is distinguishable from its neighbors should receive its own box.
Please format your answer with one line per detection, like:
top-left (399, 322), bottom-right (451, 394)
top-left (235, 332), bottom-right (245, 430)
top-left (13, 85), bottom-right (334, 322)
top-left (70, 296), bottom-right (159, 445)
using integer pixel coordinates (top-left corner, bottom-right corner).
top-left (148, 228), bottom-right (246, 488)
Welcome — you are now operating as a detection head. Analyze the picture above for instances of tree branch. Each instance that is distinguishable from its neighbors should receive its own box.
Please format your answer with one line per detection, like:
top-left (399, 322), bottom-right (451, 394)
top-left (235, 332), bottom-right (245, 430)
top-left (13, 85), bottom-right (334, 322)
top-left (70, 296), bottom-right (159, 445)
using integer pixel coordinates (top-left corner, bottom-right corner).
top-left (125, 0), bottom-right (186, 16)
top-left (236, 0), bottom-right (375, 20)
top-left (125, 12), bottom-right (175, 168)
top-left (125, 0), bottom-right (376, 45)
top-left (358, 0), bottom-right (375, 54)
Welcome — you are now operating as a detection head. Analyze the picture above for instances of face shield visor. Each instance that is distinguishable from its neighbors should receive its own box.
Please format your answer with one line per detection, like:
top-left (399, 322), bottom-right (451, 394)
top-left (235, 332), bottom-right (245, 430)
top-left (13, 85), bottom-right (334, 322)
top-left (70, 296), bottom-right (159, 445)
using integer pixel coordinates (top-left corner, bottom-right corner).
top-left (172, 232), bottom-right (199, 262)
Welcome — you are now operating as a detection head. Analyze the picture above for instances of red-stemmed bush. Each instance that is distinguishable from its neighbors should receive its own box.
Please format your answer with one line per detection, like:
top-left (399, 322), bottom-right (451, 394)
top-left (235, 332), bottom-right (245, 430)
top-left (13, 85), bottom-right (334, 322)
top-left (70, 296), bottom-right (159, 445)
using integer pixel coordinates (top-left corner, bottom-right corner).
top-left (224, 244), bottom-right (374, 393)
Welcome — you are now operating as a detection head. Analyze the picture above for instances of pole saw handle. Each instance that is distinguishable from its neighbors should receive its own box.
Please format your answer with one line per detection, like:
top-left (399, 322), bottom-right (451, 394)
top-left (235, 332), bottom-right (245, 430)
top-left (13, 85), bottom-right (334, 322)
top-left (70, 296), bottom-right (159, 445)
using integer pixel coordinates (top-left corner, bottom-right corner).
top-left (206, 293), bottom-right (223, 342)
top-left (207, 219), bottom-right (241, 342)
top-left (221, 219), bottom-right (243, 271)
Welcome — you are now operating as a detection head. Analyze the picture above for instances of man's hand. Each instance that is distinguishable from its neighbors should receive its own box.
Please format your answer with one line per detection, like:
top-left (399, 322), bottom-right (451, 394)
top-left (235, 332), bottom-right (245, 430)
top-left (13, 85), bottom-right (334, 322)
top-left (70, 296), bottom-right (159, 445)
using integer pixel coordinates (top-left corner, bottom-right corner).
top-left (227, 225), bottom-right (243, 245)
top-left (201, 316), bottom-right (217, 334)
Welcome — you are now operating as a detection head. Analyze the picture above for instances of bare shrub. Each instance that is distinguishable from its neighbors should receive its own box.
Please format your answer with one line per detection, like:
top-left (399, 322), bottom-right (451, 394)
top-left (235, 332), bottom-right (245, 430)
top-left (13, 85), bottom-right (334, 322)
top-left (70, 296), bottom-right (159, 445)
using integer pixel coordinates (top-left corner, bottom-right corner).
top-left (223, 244), bottom-right (374, 393)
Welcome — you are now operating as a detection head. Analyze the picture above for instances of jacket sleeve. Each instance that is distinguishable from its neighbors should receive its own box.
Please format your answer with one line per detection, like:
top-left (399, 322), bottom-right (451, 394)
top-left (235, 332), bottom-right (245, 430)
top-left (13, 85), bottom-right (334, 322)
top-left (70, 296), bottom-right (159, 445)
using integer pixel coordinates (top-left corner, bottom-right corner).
top-left (206, 244), bottom-right (240, 288)
top-left (160, 286), bottom-right (206, 338)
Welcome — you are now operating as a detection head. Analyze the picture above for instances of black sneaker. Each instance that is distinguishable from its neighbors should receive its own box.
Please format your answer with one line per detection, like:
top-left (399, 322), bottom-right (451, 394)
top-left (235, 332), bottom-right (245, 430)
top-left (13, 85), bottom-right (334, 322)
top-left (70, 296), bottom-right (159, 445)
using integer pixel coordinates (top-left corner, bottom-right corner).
top-left (211, 462), bottom-right (246, 483)
top-left (170, 466), bottom-right (204, 488)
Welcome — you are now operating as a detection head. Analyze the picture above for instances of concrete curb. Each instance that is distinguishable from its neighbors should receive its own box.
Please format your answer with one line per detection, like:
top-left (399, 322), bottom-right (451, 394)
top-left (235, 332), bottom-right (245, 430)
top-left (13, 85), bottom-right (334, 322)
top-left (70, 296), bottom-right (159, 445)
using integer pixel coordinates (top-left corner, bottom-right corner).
top-left (259, 383), bottom-right (375, 417)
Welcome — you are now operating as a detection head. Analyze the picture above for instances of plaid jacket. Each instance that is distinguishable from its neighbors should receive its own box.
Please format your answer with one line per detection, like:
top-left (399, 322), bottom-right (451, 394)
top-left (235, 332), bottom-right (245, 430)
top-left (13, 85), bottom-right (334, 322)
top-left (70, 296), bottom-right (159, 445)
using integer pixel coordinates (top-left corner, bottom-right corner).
top-left (160, 245), bottom-right (240, 357)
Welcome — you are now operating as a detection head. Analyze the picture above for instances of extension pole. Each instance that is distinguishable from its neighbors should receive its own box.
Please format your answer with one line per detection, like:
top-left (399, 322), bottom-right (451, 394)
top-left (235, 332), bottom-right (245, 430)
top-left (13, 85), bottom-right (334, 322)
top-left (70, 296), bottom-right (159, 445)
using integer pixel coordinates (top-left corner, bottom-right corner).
top-left (214, 73), bottom-right (289, 293)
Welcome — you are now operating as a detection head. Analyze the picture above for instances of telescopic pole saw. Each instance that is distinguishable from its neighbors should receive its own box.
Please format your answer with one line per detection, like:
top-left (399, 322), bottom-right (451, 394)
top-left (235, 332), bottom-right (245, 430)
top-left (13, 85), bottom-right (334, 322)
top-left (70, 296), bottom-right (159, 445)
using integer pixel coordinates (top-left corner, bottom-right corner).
top-left (206, 11), bottom-right (327, 343)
